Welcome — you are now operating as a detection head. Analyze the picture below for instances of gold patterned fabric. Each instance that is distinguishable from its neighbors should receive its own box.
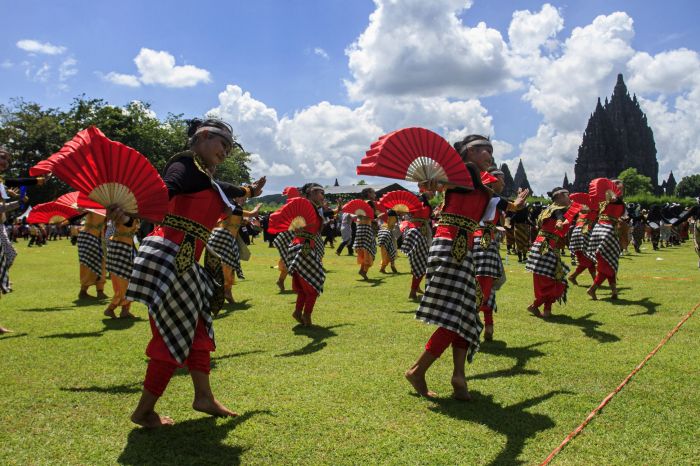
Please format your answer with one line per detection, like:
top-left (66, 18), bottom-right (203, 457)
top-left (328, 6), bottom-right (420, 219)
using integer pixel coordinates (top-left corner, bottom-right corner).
top-left (162, 214), bottom-right (211, 276)
top-left (437, 213), bottom-right (479, 262)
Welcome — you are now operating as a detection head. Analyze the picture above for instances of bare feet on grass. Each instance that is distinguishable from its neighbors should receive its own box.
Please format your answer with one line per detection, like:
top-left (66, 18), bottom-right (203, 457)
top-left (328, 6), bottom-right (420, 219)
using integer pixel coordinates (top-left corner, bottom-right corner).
top-left (0, 325), bottom-right (13, 334)
top-left (131, 410), bottom-right (175, 428)
top-left (193, 397), bottom-right (238, 418)
top-left (527, 305), bottom-right (541, 317)
top-left (404, 369), bottom-right (437, 398)
top-left (292, 310), bottom-right (303, 324)
top-left (276, 279), bottom-right (285, 292)
top-left (587, 287), bottom-right (598, 300)
top-left (451, 376), bottom-right (472, 401)
top-left (103, 307), bottom-right (117, 319)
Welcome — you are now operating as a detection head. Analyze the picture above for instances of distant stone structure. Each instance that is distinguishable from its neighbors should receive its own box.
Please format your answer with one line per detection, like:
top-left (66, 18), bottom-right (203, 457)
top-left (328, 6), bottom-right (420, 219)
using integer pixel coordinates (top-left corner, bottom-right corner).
top-left (513, 159), bottom-right (532, 193)
top-left (662, 172), bottom-right (677, 196)
top-left (500, 163), bottom-right (516, 197)
top-left (562, 173), bottom-right (573, 191)
top-left (573, 74), bottom-right (658, 192)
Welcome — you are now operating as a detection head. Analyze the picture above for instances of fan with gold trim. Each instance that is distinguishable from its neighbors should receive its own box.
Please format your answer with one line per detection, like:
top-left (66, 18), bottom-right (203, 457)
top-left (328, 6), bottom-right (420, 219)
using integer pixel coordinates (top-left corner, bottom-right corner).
top-left (268, 197), bottom-right (319, 234)
top-left (377, 190), bottom-right (422, 214)
top-left (27, 201), bottom-right (81, 224)
top-left (342, 199), bottom-right (374, 219)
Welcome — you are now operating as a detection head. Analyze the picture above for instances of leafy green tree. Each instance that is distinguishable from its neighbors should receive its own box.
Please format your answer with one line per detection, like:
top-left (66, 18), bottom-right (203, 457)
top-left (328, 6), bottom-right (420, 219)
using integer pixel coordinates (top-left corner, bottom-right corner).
top-left (356, 180), bottom-right (367, 185)
top-left (675, 174), bottom-right (700, 198)
top-left (618, 168), bottom-right (653, 196)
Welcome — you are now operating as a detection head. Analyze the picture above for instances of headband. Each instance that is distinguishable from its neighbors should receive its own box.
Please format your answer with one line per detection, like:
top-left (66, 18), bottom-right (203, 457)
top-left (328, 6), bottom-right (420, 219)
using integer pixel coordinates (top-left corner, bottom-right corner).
top-left (549, 189), bottom-right (569, 198)
top-left (465, 139), bottom-right (492, 149)
top-left (194, 125), bottom-right (234, 145)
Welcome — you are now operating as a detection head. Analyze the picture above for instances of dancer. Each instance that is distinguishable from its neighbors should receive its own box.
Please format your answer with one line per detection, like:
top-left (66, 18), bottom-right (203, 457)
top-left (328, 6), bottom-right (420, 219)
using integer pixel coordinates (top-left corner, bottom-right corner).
top-left (271, 183), bottom-right (325, 326)
top-left (567, 202), bottom-right (597, 285)
top-left (335, 210), bottom-right (355, 256)
top-left (586, 180), bottom-right (625, 300)
top-left (525, 187), bottom-right (572, 318)
top-left (126, 118), bottom-right (266, 427)
top-left (377, 210), bottom-right (399, 274)
top-left (401, 206), bottom-right (431, 300)
top-left (273, 188), bottom-right (301, 291)
top-left (405, 134), bottom-right (495, 401)
top-left (474, 171), bottom-right (527, 340)
top-left (77, 210), bottom-right (108, 299)
top-left (104, 217), bottom-right (140, 318)
top-left (353, 187), bottom-right (379, 280)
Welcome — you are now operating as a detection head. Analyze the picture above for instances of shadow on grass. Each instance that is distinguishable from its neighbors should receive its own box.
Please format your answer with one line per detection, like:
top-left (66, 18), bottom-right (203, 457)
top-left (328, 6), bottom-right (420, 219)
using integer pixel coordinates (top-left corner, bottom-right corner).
top-left (605, 296), bottom-right (661, 316)
top-left (277, 324), bottom-right (352, 357)
top-left (118, 410), bottom-right (271, 466)
top-left (429, 390), bottom-right (569, 465)
top-left (61, 382), bottom-right (142, 394)
top-left (0, 332), bottom-right (29, 341)
top-left (173, 350), bottom-right (266, 377)
top-left (40, 317), bottom-right (144, 339)
top-left (215, 300), bottom-right (253, 320)
top-left (18, 305), bottom-right (76, 312)
top-left (544, 313), bottom-right (620, 343)
top-left (72, 296), bottom-right (109, 307)
top-left (470, 340), bottom-right (552, 381)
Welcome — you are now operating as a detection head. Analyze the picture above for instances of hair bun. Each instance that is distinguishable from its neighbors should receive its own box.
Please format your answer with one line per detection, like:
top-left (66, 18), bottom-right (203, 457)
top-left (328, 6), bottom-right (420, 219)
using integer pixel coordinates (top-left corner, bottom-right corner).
top-left (186, 118), bottom-right (203, 138)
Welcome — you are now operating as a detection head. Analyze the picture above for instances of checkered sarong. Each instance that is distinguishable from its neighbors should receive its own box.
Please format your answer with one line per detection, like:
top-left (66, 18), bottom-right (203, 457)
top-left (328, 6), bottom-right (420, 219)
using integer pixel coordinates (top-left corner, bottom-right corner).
top-left (525, 241), bottom-right (570, 280)
top-left (472, 236), bottom-right (503, 278)
top-left (77, 231), bottom-right (104, 279)
top-left (314, 232), bottom-right (325, 261)
top-left (126, 236), bottom-right (215, 363)
top-left (106, 240), bottom-right (135, 280)
top-left (208, 228), bottom-right (244, 279)
top-left (0, 226), bottom-right (16, 268)
top-left (586, 223), bottom-right (621, 272)
top-left (415, 237), bottom-right (483, 362)
top-left (287, 243), bottom-right (325, 295)
top-left (377, 228), bottom-right (397, 261)
top-left (401, 227), bottom-right (429, 278)
top-left (0, 242), bottom-right (8, 294)
top-left (568, 226), bottom-right (588, 255)
top-left (353, 223), bottom-right (376, 258)
top-left (274, 231), bottom-right (294, 269)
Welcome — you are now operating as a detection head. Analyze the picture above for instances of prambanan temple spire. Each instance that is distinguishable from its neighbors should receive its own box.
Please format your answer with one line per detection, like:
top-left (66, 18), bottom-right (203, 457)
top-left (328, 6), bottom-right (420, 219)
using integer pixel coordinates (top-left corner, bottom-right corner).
top-left (513, 159), bottom-right (532, 193)
top-left (664, 171), bottom-right (677, 196)
top-left (573, 73), bottom-right (658, 192)
top-left (500, 162), bottom-right (516, 197)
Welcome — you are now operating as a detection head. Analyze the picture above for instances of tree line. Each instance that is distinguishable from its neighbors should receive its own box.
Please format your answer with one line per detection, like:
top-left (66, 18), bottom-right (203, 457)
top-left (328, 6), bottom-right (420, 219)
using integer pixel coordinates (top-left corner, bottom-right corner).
top-left (0, 96), bottom-right (252, 206)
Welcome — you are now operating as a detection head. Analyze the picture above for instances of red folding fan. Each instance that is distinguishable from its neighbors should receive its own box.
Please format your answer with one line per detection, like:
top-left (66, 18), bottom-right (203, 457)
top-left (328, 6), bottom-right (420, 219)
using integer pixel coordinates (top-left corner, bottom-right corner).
top-left (564, 202), bottom-right (583, 223)
top-left (357, 127), bottom-right (473, 188)
top-left (282, 186), bottom-right (300, 199)
top-left (588, 178), bottom-right (622, 203)
top-left (55, 191), bottom-right (104, 211)
top-left (29, 127), bottom-right (169, 223)
top-left (342, 199), bottom-right (374, 219)
top-left (569, 192), bottom-right (593, 209)
top-left (378, 190), bottom-right (422, 214)
top-left (268, 197), bottom-right (319, 234)
top-left (27, 201), bottom-right (80, 224)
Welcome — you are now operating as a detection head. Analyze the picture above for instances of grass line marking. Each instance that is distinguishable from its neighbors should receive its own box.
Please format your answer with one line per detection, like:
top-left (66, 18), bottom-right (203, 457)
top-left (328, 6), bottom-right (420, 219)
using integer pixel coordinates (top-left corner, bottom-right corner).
top-left (540, 299), bottom-right (700, 466)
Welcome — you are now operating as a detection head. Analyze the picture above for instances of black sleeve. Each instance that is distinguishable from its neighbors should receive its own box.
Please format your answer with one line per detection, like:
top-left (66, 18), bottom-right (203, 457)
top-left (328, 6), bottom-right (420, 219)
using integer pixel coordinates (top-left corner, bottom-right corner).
top-left (4, 177), bottom-right (40, 187)
top-left (496, 198), bottom-right (509, 211)
top-left (162, 158), bottom-right (212, 198)
top-left (552, 208), bottom-right (566, 221)
top-left (216, 180), bottom-right (249, 199)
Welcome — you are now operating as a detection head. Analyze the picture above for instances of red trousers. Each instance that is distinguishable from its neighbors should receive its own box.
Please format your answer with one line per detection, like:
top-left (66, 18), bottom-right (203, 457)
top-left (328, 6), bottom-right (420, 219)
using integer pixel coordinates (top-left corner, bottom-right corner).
top-left (593, 252), bottom-right (616, 287)
top-left (411, 275), bottom-right (424, 291)
top-left (477, 275), bottom-right (494, 325)
top-left (292, 273), bottom-right (318, 315)
top-left (572, 251), bottom-right (596, 278)
top-left (143, 316), bottom-right (214, 397)
top-left (425, 327), bottom-right (468, 358)
top-left (532, 274), bottom-right (566, 310)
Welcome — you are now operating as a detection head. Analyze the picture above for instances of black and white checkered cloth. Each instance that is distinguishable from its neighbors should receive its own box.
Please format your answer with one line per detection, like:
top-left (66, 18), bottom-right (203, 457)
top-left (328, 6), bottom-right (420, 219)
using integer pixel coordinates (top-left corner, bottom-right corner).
top-left (314, 232), bottom-right (325, 261)
top-left (353, 223), bottom-right (376, 258)
top-left (586, 223), bottom-right (621, 272)
top-left (126, 236), bottom-right (215, 364)
top-left (401, 227), bottom-right (429, 278)
top-left (415, 237), bottom-right (483, 363)
top-left (208, 228), bottom-right (244, 279)
top-left (287, 243), bottom-right (325, 295)
top-left (525, 240), bottom-right (570, 280)
top-left (0, 242), bottom-right (9, 294)
top-left (106, 239), bottom-right (135, 280)
top-left (472, 237), bottom-right (503, 278)
top-left (377, 228), bottom-right (397, 261)
top-left (77, 231), bottom-right (104, 279)
top-left (273, 230), bottom-right (294, 269)
top-left (0, 226), bottom-right (16, 268)
top-left (568, 226), bottom-right (588, 255)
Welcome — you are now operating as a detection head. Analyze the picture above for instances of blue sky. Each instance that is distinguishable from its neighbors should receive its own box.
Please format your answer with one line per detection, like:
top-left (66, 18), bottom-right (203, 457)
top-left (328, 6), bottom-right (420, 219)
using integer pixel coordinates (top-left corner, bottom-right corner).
top-left (2, 0), bottom-right (699, 194)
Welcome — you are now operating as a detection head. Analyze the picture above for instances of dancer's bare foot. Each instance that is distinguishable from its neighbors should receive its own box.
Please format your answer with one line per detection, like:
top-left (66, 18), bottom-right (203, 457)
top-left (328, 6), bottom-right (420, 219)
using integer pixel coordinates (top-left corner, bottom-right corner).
top-left (358, 270), bottom-right (368, 280)
top-left (610, 291), bottom-right (618, 300)
top-left (276, 279), bottom-right (285, 292)
top-left (96, 291), bottom-right (109, 300)
top-left (224, 290), bottom-right (235, 304)
top-left (391, 265), bottom-right (398, 273)
top-left (103, 307), bottom-right (117, 319)
top-left (78, 290), bottom-right (92, 299)
top-left (527, 305), bottom-right (541, 317)
top-left (483, 325), bottom-right (494, 341)
top-left (587, 287), bottom-right (598, 300)
top-left (192, 397), bottom-right (238, 418)
top-left (131, 410), bottom-right (175, 428)
top-left (416, 287), bottom-right (424, 295)
top-left (119, 310), bottom-right (136, 319)
top-left (408, 290), bottom-right (418, 300)
top-left (542, 309), bottom-right (552, 318)
top-left (301, 313), bottom-right (312, 327)
top-left (451, 376), bottom-right (472, 401)
top-left (292, 310), bottom-right (303, 324)
top-left (568, 275), bottom-right (578, 285)
top-left (405, 368), bottom-right (437, 398)
top-left (0, 326), bottom-right (13, 334)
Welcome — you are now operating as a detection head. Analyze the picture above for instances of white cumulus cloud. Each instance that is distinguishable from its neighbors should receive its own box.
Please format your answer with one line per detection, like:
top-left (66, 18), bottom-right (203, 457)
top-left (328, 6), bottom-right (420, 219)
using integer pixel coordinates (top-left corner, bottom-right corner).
top-left (313, 47), bottom-right (329, 59)
top-left (16, 39), bottom-right (66, 55)
top-left (105, 48), bottom-right (211, 88)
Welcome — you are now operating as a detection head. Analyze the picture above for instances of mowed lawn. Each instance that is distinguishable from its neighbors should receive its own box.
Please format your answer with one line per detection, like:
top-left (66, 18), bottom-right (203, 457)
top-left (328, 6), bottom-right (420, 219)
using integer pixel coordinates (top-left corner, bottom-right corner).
top-left (1, 236), bottom-right (699, 465)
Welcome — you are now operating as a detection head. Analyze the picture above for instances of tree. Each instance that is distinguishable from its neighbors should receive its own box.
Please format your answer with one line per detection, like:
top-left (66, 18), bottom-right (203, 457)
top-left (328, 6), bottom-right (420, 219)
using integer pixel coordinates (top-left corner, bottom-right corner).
top-left (675, 174), bottom-right (700, 198)
top-left (618, 168), bottom-right (653, 196)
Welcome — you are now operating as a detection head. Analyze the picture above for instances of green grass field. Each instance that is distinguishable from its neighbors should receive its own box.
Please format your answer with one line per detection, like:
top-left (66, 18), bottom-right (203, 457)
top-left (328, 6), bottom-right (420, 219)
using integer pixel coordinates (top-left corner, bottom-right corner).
top-left (1, 237), bottom-right (699, 465)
